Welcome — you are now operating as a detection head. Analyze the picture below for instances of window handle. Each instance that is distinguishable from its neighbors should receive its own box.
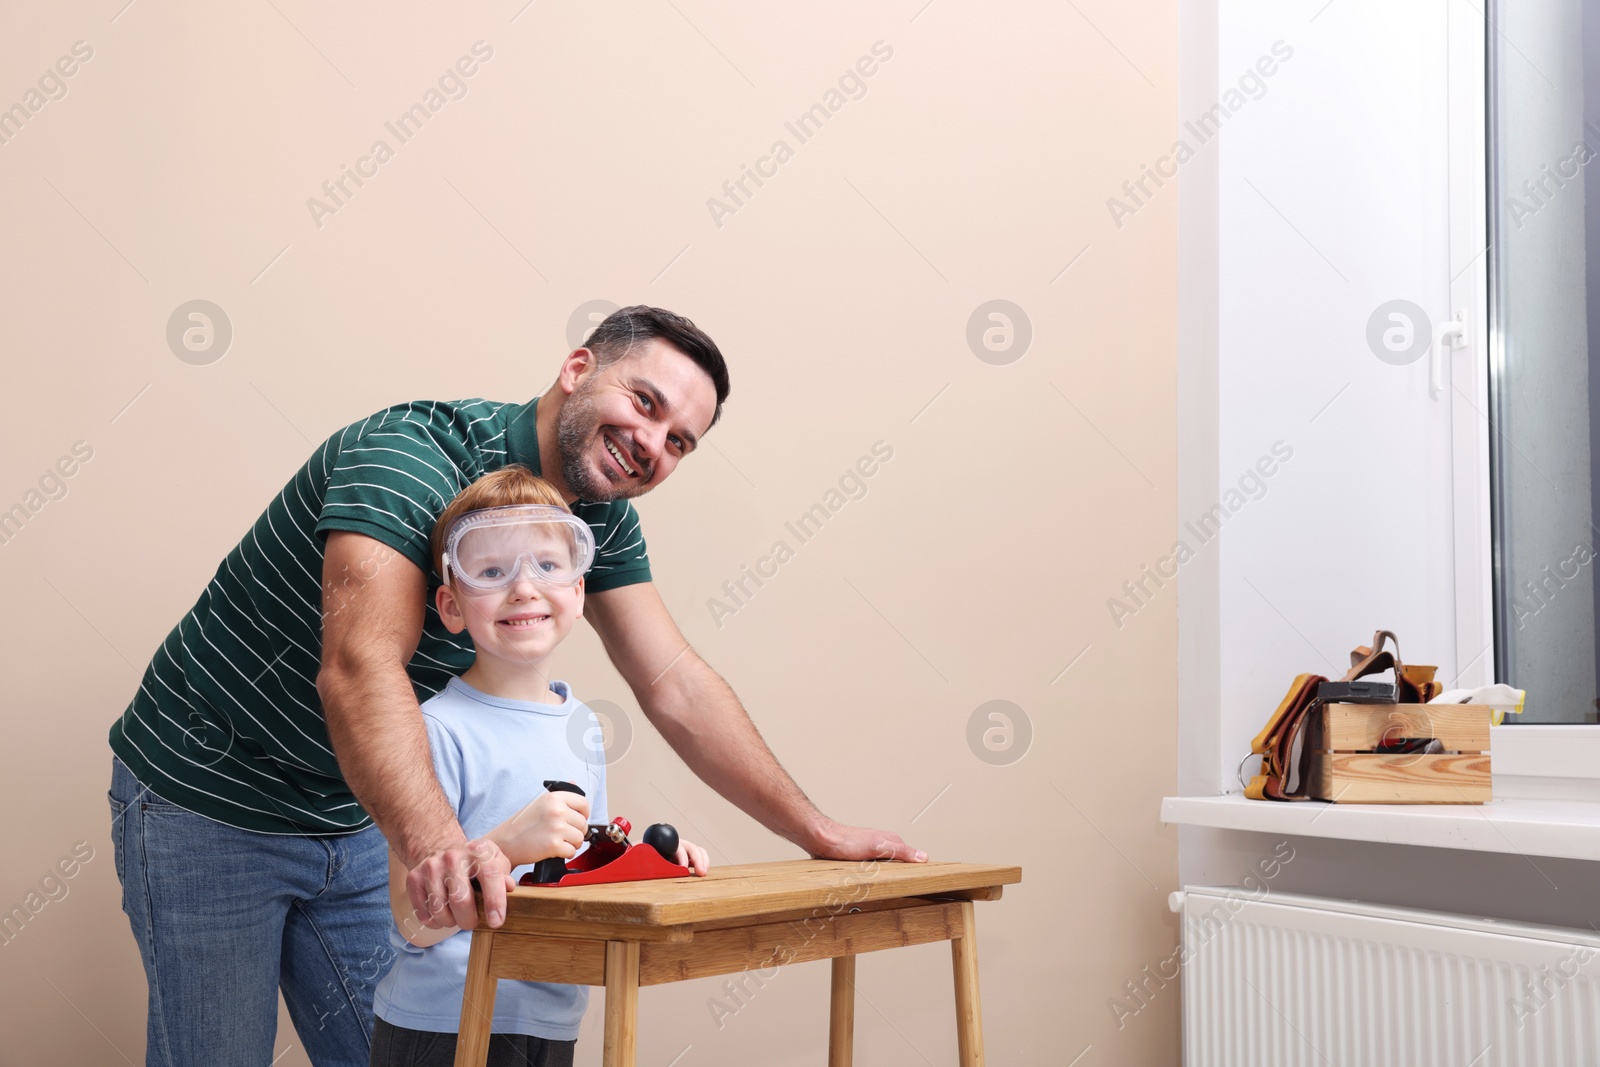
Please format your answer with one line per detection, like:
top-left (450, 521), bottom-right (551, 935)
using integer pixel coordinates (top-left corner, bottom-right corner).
top-left (1430, 312), bottom-right (1468, 399)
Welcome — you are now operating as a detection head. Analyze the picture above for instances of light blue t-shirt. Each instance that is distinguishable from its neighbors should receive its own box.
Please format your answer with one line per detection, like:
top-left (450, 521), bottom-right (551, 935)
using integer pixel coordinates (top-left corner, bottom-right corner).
top-left (373, 676), bottom-right (608, 1038)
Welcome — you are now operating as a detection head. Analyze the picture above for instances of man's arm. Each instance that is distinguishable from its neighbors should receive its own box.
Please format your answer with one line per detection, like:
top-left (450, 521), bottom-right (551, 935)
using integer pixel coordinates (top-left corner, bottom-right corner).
top-left (583, 581), bottom-right (925, 863)
top-left (316, 531), bottom-right (513, 928)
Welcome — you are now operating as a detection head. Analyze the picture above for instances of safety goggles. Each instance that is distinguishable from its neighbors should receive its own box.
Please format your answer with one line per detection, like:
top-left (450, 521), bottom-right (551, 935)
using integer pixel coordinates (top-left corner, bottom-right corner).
top-left (441, 504), bottom-right (595, 591)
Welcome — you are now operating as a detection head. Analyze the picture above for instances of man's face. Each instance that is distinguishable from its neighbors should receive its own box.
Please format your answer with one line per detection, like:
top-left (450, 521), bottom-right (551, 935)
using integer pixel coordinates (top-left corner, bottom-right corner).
top-left (556, 338), bottom-right (717, 503)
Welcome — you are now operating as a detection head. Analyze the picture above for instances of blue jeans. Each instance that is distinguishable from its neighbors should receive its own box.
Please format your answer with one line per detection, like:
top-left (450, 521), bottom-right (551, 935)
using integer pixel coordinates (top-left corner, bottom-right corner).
top-left (109, 757), bottom-right (392, 1067)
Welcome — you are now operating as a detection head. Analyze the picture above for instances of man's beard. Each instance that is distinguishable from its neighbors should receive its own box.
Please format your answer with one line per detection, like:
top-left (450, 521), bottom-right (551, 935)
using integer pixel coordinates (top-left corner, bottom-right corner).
top-left (556, 382), bottom-right (643, 503)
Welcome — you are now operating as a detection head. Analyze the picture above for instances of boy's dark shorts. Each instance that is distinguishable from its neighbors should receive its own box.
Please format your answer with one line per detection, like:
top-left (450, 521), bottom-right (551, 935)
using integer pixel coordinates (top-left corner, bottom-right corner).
top-left (370, 1017), bottom-right (577, 1067)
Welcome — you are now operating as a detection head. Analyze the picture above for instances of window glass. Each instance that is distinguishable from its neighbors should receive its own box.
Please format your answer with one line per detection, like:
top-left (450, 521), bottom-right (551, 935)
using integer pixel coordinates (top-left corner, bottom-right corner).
top-left (1489, 1), bottom-right (1600, 722)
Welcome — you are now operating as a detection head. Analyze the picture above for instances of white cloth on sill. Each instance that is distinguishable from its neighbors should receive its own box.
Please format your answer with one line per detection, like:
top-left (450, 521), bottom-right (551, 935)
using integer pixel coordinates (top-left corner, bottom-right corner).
top-left (1428, 683), bottom-right (1527, 726)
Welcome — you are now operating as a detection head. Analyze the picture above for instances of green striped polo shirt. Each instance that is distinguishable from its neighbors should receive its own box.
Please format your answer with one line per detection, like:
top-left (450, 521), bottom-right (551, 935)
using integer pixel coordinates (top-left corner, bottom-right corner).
top-left (109, 397), bottom-right (650, 835)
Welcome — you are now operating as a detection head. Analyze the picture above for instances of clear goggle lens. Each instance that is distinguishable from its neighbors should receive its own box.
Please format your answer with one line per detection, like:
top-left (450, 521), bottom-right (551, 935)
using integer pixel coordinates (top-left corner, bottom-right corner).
top-left (443, 506), bottom-right (594, 590)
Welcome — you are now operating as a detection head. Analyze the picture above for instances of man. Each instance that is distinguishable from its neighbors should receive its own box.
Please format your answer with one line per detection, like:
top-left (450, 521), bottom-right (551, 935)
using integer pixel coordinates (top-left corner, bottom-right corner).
top-left (108, 306), bottom-right (922, 1067)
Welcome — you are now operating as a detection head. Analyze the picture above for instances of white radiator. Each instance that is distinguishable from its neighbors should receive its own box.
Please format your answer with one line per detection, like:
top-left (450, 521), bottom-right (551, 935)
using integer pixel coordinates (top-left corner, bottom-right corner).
top-left (1172, 886), bottom-right (1600, 1066)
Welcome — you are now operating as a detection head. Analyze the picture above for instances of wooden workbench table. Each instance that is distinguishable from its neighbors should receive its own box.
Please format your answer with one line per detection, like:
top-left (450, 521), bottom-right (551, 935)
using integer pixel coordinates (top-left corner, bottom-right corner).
top-left (453, 858), bottom-right (1022, 1067)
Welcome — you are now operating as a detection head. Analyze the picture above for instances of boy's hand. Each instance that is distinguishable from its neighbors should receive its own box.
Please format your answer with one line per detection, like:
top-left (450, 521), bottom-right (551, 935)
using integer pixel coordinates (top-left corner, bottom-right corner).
top-left (489, 788), bottom-right (592, 867)
top-left (676, 839), bottom-right (711, 877)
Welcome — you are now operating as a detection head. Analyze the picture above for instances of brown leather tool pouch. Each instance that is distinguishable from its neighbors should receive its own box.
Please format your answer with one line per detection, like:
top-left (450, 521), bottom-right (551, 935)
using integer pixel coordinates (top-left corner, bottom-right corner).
top-left (1245, 672), bottom-right (1327, 801)
top-left (1344, 629), bottom-right (1441, 703)
top-left (1246, 630), bottom-right (1443, 801)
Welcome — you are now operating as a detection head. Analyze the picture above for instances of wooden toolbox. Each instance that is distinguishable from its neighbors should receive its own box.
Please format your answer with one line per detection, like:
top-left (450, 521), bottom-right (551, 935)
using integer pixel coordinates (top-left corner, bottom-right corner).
top-left (1310, 703), bottom-right (1492, 803)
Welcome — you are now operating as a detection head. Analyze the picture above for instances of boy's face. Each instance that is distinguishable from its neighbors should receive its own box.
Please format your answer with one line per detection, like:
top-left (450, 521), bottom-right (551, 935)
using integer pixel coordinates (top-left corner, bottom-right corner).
top-left (437, 525), bottom-right (585, 665)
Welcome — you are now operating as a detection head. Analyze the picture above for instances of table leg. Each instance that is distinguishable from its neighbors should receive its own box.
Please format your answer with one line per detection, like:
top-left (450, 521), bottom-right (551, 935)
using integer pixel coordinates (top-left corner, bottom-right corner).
top-left (951, 901), bottom-right (985, 1067)
top-left (454, 931), bottom-right (498, 1067)
top-left (603, 940), bottom-right (640, 1067)
top-left (829, 955), bottom-right (856, 1067)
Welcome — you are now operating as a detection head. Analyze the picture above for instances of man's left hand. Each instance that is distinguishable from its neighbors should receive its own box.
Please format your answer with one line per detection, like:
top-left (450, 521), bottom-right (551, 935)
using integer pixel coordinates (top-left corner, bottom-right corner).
top-left (812, 822), bottom-right (926, 863)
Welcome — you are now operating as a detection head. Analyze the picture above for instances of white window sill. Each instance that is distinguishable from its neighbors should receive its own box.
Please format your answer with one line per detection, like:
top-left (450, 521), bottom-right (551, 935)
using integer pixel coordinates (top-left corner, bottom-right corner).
top-left (1159, 794), bottom-right (1600, 862)
top-left (1165, 724), bottom-right (1600, 861)
top-left (1489, 723), bottom-right (1600, 778)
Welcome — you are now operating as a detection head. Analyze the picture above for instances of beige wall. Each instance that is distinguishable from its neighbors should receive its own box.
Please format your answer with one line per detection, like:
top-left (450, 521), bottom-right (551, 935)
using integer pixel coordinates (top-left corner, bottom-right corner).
top-left (0, 2), bottom-right (1177, 1063)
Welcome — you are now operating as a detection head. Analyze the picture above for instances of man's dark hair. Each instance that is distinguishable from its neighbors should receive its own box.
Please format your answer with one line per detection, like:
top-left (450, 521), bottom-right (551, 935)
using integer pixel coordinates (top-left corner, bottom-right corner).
top-left (584, 305), bottom-right (731, 430)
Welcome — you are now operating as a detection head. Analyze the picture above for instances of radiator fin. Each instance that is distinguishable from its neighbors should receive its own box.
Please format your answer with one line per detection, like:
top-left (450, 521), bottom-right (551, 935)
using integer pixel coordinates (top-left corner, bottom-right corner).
top-left (1180, 888), bottom-right (1600, 1066)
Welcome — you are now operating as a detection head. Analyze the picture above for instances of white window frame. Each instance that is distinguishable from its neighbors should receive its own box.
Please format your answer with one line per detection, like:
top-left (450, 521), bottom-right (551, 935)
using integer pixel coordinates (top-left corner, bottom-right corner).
top-left (1447, 0), bottom-right (1493, 694)
top-left (1452, 0), bottom-right (1600, 784)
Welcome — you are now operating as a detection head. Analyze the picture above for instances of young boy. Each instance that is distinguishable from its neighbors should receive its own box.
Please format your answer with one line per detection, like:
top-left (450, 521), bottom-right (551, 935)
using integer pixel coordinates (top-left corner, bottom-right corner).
top-left (370, 466), bottom-right (708, 1067)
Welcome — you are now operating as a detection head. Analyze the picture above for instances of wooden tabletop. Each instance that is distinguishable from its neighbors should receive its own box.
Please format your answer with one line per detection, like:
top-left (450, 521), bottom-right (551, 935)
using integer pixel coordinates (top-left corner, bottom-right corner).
top-left (490, 859), bottom-right (1021, 930)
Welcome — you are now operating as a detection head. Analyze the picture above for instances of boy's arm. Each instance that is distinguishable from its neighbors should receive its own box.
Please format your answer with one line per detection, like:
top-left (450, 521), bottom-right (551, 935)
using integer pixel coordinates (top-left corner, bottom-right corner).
top-left (388, 849), bottom-right (458, 948)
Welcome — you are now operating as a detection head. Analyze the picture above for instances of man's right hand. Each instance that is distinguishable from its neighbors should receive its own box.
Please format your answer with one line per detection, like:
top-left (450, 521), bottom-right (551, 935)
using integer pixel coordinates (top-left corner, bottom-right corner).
top-left (406, 838), bottom-right (512, 930)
